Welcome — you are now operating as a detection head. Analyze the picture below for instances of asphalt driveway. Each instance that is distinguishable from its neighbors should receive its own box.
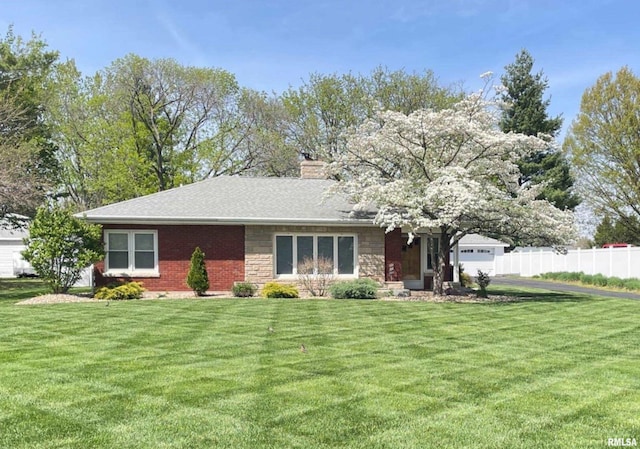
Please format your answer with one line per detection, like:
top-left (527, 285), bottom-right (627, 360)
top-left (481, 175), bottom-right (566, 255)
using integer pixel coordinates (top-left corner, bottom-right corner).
top-left (491, 276), bottom-right (640, 301)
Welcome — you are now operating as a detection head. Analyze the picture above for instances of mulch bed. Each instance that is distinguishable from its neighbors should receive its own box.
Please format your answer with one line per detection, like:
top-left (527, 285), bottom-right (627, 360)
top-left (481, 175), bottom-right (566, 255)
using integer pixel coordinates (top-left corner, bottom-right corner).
top-left (17, 292), bottom-right (521, 305)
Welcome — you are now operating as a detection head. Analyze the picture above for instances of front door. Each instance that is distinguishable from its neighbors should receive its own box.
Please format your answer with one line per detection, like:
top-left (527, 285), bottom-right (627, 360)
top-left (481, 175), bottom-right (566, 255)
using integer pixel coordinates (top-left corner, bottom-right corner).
top-left (401, 236), bottom-right (423, 289)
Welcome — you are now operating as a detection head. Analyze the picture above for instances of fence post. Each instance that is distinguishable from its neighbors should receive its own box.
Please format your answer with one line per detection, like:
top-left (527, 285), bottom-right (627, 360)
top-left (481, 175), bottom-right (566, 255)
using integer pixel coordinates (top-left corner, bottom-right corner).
top-left (539, 248), bottom-right (544, 275)
top-left (519, 251), bottom-right (523, 276)
top-left (629, 245), bottom-right (632, 278)
top-left (609, 245), bottom-right (613, 277)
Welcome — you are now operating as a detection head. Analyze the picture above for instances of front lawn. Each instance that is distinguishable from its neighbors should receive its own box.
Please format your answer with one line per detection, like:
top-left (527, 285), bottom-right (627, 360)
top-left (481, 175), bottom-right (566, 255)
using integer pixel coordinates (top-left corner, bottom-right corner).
top-left (1, 284), bottom-right (639, 448)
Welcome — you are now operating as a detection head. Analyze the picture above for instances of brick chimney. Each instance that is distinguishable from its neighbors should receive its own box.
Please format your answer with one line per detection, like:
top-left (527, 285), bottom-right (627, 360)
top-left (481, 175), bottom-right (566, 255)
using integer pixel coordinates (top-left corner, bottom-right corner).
top-left (300, 160), bottom-right (328, 179)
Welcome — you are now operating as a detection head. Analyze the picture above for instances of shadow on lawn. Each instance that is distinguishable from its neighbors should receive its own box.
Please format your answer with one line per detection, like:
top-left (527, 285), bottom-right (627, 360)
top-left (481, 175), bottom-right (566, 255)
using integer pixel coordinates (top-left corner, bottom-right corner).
top-left (485, 287), bottom-right (594, 304)
top-left (0, 278), bottom-right (48, 302)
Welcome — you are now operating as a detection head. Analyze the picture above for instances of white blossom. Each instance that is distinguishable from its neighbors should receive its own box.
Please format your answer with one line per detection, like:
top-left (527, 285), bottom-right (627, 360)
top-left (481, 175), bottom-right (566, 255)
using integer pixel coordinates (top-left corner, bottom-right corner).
top-left (328, 93), bottom-right (576, 292)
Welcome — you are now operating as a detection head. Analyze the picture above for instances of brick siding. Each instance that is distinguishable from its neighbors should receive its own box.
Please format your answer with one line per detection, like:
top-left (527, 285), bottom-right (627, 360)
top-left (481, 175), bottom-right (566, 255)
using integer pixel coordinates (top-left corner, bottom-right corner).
top-left (94, 224), bottom-right (245, 291)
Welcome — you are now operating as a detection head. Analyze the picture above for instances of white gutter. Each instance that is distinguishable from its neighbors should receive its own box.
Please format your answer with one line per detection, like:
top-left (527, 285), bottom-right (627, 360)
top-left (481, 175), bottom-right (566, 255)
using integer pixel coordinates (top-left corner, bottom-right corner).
top-left (75, 215), bottom-right (378, 227)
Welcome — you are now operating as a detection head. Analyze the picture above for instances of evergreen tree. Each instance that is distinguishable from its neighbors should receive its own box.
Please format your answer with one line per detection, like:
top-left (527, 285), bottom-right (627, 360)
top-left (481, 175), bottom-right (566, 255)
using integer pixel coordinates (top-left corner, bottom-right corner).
top-left (593, 215), bottom-right (640, 247)
top-left (593, 215), bottom-right (615, 247)
top-left (186, 247), bottom-right (209, 296)
top-left (500, 49), bottom-right (580, 211)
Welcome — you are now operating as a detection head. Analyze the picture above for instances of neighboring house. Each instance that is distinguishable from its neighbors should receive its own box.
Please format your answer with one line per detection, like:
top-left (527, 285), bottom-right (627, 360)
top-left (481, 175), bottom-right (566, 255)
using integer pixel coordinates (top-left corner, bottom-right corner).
top-left (455, 234), bottom-right (509, 276)
top-left (79, 161), bottom-right (454, 292)
top-left (0, 216), bottom-right (33, 278)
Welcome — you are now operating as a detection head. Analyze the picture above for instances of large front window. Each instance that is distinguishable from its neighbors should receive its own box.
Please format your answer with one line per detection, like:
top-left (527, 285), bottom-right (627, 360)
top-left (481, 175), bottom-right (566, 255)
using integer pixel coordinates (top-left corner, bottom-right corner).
top-left (274, 234), bottom-right (357, 276)
top-left (105, 230), bottom-right (158, 274)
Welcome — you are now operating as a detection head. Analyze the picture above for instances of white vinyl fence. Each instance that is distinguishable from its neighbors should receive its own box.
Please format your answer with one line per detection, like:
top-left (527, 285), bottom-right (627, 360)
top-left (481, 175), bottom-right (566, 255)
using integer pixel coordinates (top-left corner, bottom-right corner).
top-left (501, 246), bottom-right (640, 279)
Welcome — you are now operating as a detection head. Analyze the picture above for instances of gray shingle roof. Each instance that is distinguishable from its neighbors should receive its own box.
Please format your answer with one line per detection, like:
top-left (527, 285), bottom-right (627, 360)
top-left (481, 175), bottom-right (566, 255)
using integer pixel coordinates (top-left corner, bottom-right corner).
top-left (459, 234), bottom-right (509, 247)
top-left (79, 176), bottom-right (376, 226)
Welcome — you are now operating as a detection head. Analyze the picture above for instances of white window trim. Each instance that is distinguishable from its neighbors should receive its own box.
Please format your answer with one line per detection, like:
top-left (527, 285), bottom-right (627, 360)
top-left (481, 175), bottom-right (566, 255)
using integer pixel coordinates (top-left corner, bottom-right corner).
top-left (104, 230), bottom-right (159, 277)
top-left (273, 233), bottom-right (358, 279)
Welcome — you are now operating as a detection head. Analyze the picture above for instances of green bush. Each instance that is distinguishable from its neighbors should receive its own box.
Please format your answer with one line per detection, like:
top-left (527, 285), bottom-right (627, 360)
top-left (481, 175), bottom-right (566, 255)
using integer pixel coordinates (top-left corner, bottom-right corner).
top-left (22, 205), bottom-right (104, 293)
top-left (475, 270), bottom-right (491, 298)
top-left (623, 279), bottom-right (640, 291)
top-left (548, 271), bottom-right (583, 282)
top-left (95, 282), bottom-right (145, 300)
top-left (607, 277), bottom-right (625, 289)
top-left (232, 282), bottom-right (257, 297)
top-left (330, 278), bottom-right (379, 299)
top-left (262, 282), bottom-right (299, 298)
top-left (187, 247), bottom-right (209, 296)
top-left (459, 264), bottom-right (473, 288)
top-left (539, 271), bottom-right (640, 292)
top-left (579, 273), bottom-right (595, 285)
top-left (591, 274), bottom-right (608, 287)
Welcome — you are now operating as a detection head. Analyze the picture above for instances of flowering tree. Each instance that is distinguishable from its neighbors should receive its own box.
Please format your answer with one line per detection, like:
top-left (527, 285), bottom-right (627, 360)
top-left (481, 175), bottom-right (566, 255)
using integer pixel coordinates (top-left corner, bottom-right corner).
top-left (328, 92), bottom-right (575, 294)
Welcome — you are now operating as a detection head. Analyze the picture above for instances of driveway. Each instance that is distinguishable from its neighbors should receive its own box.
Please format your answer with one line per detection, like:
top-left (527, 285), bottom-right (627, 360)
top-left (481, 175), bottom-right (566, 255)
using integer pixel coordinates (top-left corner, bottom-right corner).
top-left (491, 276), bottom-right (640, 301)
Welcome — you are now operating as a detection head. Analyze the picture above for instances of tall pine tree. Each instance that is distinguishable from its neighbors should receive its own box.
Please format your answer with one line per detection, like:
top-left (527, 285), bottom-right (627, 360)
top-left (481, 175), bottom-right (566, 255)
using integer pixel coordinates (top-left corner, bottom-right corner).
top-left (500, 49), bottom-right (580, 211)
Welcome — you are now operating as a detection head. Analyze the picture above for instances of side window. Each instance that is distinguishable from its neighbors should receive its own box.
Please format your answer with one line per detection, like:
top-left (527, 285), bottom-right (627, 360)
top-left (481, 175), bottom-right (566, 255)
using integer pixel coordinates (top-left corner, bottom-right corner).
top-left (276, 236), bottom-right (293, 275)
top-left (105, 230), bottom-right (157, 273)
top-left (107, 233), bottom-right (129, 270)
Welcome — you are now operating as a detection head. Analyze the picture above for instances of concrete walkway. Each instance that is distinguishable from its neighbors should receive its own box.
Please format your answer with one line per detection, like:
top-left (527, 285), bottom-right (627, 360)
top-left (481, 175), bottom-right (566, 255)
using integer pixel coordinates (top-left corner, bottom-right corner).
top-left (491, 276), bottom-right (640, 301)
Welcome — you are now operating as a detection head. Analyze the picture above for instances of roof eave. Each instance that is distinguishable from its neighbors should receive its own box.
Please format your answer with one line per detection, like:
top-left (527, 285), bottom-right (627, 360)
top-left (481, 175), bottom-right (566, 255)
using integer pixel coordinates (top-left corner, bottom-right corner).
top-left (77, 215), bottom-right (378, 227)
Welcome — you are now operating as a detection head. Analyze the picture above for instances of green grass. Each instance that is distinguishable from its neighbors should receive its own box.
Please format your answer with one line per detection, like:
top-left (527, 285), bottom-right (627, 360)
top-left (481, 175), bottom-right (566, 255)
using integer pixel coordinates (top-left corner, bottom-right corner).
top-left (1, 281), bottom-right (639, 448)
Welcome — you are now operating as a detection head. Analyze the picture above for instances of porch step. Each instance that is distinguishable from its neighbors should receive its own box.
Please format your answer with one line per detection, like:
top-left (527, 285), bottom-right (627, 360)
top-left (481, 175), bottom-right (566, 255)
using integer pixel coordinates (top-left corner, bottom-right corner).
top-left (379, 283), bottom-right (411, 298)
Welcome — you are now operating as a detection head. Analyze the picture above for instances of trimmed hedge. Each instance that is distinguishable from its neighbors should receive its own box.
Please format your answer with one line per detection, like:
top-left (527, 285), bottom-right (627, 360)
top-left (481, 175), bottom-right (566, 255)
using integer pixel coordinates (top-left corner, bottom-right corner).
top-left (262, 282), bottom-right (299, 298)
top-left (330, 278), bottom-right (379, 299)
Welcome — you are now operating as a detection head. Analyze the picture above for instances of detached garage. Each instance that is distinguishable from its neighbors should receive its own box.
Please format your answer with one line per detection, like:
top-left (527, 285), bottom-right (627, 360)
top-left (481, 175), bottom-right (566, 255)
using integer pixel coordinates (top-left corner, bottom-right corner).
top-left (0, 223), bottom-right (30, 278)
top-left (456, 234), bottom-right (509, 276)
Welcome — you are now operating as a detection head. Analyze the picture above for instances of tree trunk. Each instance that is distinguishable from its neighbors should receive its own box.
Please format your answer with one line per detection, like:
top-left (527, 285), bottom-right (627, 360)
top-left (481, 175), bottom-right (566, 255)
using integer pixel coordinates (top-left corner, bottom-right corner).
top-left (433, 230), bottom-right (452, 295)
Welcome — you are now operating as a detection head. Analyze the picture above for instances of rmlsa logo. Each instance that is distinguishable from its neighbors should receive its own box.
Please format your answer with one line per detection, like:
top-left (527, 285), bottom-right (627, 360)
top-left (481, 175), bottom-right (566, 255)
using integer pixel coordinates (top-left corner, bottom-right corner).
top-left (608, 438), bottom-right (637, 447)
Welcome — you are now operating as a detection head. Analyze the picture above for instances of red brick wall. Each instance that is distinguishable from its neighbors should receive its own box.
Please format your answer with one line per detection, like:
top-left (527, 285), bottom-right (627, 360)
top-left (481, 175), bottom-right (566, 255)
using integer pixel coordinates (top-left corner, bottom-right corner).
top-left (94, 224), bottom-right (245, 291)
top-left (384, 228), bottom-right (403, 281)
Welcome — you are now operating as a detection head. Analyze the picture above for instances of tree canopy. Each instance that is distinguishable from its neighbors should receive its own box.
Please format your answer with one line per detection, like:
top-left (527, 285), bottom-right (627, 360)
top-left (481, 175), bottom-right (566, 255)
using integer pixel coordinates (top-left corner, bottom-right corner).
top-left (48, 55), bottom-right (278, 209)
top-left (283, 67), bottom-right (462, 163)
top-left (565, 66), bottom-right (640, 239)
top-left (500, 49), bottom-right (579, 211)
top-left (329, 92), bottom-right (575, 294)
top-left (0, 27), bottom-right (58, 219)
top-left (22, 204), bottom-right (103, 293)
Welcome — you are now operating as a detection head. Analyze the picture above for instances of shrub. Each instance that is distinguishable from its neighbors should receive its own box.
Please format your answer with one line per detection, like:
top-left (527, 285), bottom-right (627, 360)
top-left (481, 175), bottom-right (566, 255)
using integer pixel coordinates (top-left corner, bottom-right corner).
top-left (262, 282), bottom-right (299, 298)
top-left (591, 274), bottom-right (608, 287)
top-left (475, 270), bottom-right (491, 298)
top-left (540, 272), bottom-right (640, 292)
top-left (186, 247), bottom-right (209, 296)
top-left (95, 282), bottom-right (145, 300)
top-left (458, 264), bottom-right (473, 288)
top-left (623, 279), bottom-right (640, 291)
top-left (297, 257), bottom-right (335, 297)
top-left (579, 273), bottom-right (595, 285)
top-left (22, 205), bottom-right (104, 293)
top-left (232, 282), bottom-right (257, 297)
top-left (330, 278), bottom-right (379, 299)
top-left (607, 277), bottom-right (625, 289)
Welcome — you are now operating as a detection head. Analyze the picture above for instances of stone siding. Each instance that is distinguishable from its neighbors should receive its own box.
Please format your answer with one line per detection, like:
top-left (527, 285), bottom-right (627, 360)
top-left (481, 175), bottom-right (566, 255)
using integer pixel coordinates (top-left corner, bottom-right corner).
top-left (245, 225), bottom-right (385, 289)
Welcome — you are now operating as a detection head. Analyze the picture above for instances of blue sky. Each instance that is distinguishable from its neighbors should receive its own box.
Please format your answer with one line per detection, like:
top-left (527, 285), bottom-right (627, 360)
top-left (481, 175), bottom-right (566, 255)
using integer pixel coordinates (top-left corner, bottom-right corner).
top-left (2, 0), bottom-right (639, 139)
